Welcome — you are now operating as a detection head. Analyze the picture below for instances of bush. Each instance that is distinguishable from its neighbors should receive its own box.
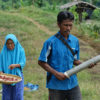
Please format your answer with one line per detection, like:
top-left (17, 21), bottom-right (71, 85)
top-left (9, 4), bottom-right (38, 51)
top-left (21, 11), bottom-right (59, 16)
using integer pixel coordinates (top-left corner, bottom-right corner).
top-left (77, 22), bottom-right (100, 39)
top-left (69, 6), bottom-right (79, 23)
top-left (91, 8), bottom-right (100, 20)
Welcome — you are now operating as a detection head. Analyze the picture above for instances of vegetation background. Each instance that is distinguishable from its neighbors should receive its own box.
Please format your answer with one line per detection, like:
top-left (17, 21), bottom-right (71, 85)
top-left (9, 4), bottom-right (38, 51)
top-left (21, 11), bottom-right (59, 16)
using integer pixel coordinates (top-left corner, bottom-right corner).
top-left (0, 0), bottom-right (100, 100)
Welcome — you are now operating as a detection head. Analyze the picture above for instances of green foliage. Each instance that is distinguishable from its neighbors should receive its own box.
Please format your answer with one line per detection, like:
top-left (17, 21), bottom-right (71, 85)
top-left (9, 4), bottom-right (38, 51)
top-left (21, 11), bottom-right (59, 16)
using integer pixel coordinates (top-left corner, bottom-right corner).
top-left (0, 0), bottom-right (100, 10)
top-left (16, 6), bottom-right (59, 31)
top-left (27, 0), bottom-right (34, 5)
top-left (0, 0), bottom-right (12, 10)
top-left (82, 12), bottom-right (88, 19)
top-left (91, 9), bottom-right (100, 20)
top-left (77, 22), bottom-right (100, 39)
top-left (40, 1), bottom-right (51, 10)
top-left (69, 6), bottom-right (88, 23)
top-left (34, 0), bottom-right (43, 7)
top-left (20, 0), bottom-right (24, 7)
top-left (92, 24), bottom-right (100, 36)
top-left (69, 6), bottom-right (79, 23)
top-left (51, 0), bottom-right (57, 11)
top-left (92, 0), bottom-right (100, 5)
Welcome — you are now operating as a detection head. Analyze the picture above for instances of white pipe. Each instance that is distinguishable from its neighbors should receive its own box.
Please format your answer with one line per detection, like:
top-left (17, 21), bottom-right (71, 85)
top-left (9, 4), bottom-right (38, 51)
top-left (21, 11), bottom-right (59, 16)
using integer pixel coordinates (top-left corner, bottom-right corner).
top-left (64, 55), bottom-right (100, 78)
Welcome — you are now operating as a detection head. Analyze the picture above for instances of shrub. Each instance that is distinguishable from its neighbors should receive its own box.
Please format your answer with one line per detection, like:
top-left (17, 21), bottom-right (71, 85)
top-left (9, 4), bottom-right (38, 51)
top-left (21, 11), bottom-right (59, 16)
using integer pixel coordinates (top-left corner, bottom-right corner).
top-left (91, 8), bottom-right (100, 20)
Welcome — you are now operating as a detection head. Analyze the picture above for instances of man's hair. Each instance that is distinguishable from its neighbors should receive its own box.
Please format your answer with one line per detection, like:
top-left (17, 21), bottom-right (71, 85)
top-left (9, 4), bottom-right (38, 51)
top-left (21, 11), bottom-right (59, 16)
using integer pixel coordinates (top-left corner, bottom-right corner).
top-left (57, 11), bottom-right (74, 24)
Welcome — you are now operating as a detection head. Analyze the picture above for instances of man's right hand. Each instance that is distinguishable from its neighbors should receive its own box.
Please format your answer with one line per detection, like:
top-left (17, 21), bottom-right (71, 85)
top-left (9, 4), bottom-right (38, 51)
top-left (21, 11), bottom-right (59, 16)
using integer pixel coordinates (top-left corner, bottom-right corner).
top-left (55, 72), bottom-right (68, 80)
top-left (38, 61), bottom-right (69, 80)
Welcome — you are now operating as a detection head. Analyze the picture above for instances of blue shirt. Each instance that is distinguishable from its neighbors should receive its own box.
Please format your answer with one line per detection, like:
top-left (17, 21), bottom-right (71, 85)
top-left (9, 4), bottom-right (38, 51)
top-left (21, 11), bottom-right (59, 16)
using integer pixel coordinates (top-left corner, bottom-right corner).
top-left (39, 32), bottom-right (80, 90)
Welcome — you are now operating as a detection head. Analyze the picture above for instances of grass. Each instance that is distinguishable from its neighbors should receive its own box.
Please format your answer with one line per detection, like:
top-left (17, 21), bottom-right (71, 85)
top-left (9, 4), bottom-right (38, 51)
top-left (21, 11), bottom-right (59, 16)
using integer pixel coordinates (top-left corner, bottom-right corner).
top-left (78, 71), bottom-right (100, 100)
top-left (0, 6), bottom-right (100, 100)
top-left (8, 6), bottom-right (59, 32)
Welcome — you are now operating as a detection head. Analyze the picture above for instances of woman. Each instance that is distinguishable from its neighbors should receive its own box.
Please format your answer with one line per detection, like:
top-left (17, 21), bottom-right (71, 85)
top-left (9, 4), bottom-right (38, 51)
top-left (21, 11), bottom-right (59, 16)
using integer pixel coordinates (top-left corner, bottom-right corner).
top-left (0, 34), bottom-right (26, 100)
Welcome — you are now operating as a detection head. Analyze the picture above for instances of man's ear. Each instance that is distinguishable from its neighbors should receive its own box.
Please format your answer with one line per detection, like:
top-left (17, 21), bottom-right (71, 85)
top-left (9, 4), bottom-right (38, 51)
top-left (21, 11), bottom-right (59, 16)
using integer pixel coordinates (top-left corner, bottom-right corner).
top-left (57, 22), bottom-right (60, 28)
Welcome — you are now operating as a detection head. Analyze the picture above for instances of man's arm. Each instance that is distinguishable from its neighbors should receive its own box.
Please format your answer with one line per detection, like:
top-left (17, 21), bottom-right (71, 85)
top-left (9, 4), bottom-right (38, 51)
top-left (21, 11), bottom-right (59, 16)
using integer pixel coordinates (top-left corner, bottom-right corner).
top-left (38, 60), bottom-right (68, 80)
top-left (74, 59), bottom-right (96, 68)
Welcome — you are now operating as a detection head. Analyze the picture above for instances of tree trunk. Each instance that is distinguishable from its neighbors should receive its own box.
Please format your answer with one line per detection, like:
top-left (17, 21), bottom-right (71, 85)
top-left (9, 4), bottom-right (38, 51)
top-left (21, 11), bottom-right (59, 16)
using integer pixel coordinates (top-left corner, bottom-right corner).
top-left (79, 12), bottom-right (82, 22)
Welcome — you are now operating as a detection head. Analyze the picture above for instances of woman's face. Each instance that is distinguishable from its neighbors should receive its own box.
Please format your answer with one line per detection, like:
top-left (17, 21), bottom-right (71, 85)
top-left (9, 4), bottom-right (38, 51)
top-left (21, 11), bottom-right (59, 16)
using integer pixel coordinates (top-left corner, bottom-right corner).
top-left (6, 39), bottom-right (15, 50)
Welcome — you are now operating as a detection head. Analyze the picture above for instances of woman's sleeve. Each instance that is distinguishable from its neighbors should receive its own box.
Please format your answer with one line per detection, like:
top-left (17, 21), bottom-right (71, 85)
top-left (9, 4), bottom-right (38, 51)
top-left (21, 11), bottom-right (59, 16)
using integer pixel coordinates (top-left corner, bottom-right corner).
top-left (0, 53), bottom-right (3, 72)
top-left (19, 48), bottom-right (26, 70)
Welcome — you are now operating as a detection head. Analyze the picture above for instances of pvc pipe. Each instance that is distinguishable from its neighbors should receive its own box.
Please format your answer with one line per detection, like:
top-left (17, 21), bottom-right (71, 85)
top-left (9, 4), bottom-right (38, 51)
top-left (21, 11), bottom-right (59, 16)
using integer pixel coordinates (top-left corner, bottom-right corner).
top-left (64, 55), bottom-right (100, 78)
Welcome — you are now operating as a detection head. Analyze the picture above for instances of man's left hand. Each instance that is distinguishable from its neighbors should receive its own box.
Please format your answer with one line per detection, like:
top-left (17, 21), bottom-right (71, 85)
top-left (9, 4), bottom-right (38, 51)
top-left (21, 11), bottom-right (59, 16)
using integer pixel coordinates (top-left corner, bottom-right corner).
top-left (88, 63), bottom-right (96, 68)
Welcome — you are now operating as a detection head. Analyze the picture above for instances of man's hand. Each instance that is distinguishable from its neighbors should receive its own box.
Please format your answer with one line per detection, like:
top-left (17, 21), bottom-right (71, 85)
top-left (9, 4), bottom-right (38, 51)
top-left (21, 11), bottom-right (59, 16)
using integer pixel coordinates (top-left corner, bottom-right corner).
top-left (74, 60), bottom-right (82, 66)
top-left (88, 63), bottom-right (96, 68)
top-left (54, 72), bottom-right (68, 80)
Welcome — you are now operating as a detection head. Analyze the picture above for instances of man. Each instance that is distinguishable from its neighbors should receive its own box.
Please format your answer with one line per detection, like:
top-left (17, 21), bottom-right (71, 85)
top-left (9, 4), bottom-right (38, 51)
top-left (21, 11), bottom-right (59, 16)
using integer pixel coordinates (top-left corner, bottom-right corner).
top-left (38, 11), bottom-right (93, 100)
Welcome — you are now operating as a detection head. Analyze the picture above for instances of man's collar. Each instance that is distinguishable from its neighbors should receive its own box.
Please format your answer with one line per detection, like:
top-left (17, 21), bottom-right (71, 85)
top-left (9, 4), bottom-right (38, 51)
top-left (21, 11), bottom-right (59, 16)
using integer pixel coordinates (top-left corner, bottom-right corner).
top-left (58, 31), bottom-right (71, 42)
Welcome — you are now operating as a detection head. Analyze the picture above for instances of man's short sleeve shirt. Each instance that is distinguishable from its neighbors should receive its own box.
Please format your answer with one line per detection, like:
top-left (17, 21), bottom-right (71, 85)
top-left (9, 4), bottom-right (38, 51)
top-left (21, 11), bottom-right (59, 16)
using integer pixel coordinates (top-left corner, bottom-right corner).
top-left (39, 32), bottom-right (80, 90)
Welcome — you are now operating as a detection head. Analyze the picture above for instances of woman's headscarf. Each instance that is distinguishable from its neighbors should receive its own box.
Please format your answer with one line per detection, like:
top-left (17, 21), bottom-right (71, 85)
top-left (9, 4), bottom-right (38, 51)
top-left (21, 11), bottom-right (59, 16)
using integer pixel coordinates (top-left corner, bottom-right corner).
top-left (0, 34), bottom-right (26, 77)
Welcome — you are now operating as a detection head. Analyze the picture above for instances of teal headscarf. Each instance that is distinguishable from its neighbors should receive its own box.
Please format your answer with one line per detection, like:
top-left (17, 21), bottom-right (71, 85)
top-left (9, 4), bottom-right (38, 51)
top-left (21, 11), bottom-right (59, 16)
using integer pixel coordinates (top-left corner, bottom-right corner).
top-left (0, 34), bottom-right (26, 77)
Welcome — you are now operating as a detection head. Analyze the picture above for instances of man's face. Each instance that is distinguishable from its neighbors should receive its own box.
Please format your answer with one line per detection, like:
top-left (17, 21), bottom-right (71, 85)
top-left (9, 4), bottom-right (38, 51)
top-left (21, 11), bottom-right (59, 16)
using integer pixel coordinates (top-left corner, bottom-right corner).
top-left (58, 19), bottom-right (73, 36)
top-left (6, 39), bottom-right (15, 50)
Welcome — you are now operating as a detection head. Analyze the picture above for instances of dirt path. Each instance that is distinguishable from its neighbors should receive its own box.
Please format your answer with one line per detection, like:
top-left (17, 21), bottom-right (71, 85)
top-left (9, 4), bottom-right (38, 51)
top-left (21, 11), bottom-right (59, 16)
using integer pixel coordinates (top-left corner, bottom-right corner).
top-left (18, 15), bottom-right (52, 35)
top-left (2, 11), bottom-right (52, 35)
